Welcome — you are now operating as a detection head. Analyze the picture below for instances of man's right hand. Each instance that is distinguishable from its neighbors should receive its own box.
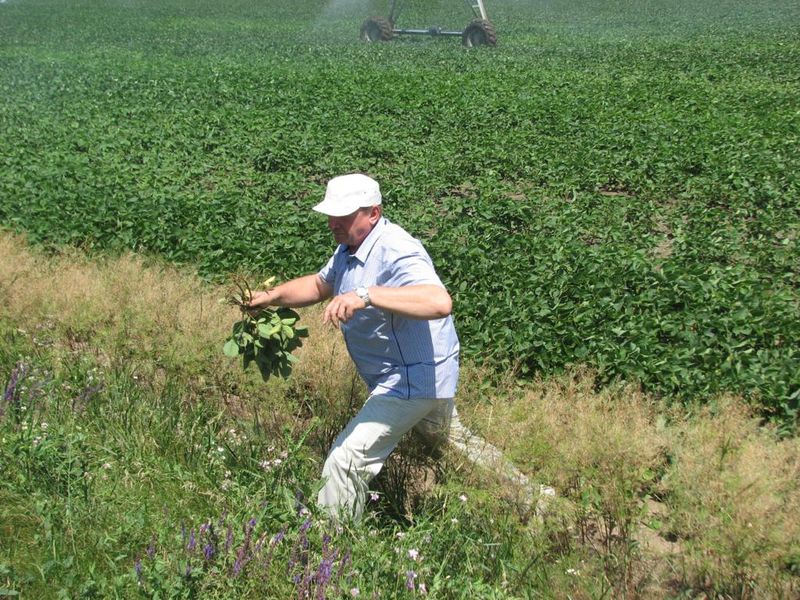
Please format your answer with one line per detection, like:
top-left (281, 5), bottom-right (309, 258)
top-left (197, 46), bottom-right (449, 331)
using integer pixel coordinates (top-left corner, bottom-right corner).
top-left (245, 290), bottom-right (272, 316)
top-left (241, 274), bottom-right (333, 314)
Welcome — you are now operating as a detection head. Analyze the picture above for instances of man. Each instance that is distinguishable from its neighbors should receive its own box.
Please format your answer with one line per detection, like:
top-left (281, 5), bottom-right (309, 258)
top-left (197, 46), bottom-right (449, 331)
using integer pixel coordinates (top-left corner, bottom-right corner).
top-left (247, 173), bottom-right (552, 520)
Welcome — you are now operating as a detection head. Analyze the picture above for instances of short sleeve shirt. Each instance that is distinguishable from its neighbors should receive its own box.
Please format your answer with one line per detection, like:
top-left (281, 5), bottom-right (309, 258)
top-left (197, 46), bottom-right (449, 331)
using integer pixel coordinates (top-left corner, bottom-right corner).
top-left (318, 217), bottom-right (459, 399)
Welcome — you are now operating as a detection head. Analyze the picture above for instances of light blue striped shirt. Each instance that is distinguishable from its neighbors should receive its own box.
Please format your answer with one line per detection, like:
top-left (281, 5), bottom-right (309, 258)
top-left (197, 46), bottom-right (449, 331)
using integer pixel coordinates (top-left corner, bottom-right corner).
top-left (318, 217), bottom-right (460, 399)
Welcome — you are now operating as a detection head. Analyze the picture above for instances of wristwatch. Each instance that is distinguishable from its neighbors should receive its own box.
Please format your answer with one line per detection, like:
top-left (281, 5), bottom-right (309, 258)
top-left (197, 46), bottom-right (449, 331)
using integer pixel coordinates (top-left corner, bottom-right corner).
top-left (355, 286), bottom-right (371, 307)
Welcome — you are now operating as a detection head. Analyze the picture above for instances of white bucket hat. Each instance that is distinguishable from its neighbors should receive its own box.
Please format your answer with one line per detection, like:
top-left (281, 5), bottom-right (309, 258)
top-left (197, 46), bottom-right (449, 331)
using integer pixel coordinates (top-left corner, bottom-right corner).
top-left (313, 173), bottom-right (382, 217)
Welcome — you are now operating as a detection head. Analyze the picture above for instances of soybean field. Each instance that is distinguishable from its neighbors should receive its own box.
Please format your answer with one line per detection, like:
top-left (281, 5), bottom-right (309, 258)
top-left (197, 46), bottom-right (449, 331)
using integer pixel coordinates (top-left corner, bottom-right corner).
top-left (1, 0), bottom-right (799, 422)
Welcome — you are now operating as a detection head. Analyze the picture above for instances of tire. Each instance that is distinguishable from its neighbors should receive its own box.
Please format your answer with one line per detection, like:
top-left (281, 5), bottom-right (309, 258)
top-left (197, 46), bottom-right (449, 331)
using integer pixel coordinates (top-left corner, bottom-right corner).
top-left (360, 17), bottom-right (394, 42)
top-left (462, 19), bottom-right (497, 47)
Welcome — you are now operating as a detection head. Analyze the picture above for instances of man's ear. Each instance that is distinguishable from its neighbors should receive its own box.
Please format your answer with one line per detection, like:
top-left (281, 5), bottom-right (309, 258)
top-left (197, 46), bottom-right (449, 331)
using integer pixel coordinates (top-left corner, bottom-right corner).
top-left (368, 205), bottom-right (382, 224)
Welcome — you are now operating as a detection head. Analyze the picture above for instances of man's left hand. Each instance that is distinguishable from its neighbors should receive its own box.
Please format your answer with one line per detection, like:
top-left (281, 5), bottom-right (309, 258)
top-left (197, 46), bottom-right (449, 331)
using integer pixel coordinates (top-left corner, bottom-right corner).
top-left (322, 292), bottom-right (366, 328)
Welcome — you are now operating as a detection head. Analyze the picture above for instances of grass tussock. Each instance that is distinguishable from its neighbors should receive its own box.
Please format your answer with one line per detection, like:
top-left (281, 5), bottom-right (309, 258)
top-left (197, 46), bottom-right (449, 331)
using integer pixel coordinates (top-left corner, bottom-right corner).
top-left (0, 232), bottom-right (229, 375)
top-left (460, 368), bottom-right (666, 511)
top-left (2, 232), bottom-right (800, 598)
top-left (662, 399), bottom-right (800, 598)
top-left (456, 368), bottom-right (670, 593)
top-left (1, 233), bottom-right (320, 416)
top-left (456, 368), bottom-right (800, 597)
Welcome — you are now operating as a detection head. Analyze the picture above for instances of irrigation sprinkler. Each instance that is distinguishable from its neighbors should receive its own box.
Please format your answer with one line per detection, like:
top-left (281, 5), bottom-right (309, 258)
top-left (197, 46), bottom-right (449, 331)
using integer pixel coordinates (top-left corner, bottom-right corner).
top-left (360, 0), bottom-right (497, 47)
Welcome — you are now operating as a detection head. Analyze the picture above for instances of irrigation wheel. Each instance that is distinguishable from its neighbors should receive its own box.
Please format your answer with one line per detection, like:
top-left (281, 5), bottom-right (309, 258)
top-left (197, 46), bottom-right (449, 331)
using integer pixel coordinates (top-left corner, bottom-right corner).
top-left (360, 17), bottom-right (394, 42)
top-left (462, 19), bottom-right (497, 47)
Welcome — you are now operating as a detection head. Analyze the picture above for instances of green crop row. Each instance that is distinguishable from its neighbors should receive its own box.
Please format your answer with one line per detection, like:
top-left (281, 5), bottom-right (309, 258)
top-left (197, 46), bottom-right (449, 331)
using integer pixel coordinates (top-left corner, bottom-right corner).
top-left (1, 0), bottom-right (798, 423)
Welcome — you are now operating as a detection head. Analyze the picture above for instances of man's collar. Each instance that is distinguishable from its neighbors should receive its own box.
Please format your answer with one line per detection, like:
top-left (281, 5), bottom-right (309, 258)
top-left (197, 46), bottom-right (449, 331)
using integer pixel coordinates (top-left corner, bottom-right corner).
top-left (341, 217), bottom-right (387, 263)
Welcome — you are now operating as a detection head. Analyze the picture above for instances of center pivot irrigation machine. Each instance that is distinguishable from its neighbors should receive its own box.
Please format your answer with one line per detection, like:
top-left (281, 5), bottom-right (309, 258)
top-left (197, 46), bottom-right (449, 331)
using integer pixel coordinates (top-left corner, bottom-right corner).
top-left (360, 0), bottom-right (497, 47)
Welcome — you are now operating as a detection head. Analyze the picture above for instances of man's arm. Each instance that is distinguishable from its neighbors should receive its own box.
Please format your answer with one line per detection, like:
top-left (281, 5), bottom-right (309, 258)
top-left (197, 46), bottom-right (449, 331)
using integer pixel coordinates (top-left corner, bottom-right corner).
top-left (368, 284), bottom-right (452, 319)
top-left (248, 274), bottom-right (333, 310)
top-left (323, 284), bottom-right (452, 328)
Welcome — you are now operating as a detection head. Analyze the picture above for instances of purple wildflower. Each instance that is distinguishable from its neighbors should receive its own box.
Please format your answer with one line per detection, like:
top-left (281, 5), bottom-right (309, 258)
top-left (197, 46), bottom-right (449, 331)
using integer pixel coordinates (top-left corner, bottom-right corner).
top-left (225, 525), bottom-right (233, 552)
top-left (297, 565), bottom-right (317, 600)
top-left (2, 362), bottom-right (27, 418)
top-left (314, 548), bottom-right (339, 600)
top-left (317, 556), bottom-right (334, 583)
top-left (187, 529), bottom-right (196, 552)
top-left (406, 570), bottom-right (417, 591)
top-left (272, 527), bottom-right (286, 545)
top-left (231, 517), bottom-right (256, 577)
top-left (203, 542), bottom-right (215, 561)
top-left (3, 364), bottom-right (19, 403)
top-left (146, 537), bottom-right (156, 560)
top-left (335, 550), bottom-right (351, 580)
top-left (134, 558), bottom-right (143, 581)
top-left (261, 525), bottom-right (287, 576)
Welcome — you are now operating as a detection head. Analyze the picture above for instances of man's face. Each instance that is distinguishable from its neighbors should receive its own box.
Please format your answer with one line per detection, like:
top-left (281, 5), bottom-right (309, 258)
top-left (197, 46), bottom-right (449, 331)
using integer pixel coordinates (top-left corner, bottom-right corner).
top-left (328, 206), bottom-right (380, 250)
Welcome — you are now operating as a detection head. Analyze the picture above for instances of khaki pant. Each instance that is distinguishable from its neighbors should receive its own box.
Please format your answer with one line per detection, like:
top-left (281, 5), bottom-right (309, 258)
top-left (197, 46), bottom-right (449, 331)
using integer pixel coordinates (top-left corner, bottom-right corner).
top-left (317, 394), bottom-right (550, 520)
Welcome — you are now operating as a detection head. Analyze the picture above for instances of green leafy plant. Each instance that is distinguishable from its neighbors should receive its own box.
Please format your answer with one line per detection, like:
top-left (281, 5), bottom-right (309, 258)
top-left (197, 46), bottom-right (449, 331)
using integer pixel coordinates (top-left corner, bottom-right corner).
top-left (222, 277), bottom-right (308, 381)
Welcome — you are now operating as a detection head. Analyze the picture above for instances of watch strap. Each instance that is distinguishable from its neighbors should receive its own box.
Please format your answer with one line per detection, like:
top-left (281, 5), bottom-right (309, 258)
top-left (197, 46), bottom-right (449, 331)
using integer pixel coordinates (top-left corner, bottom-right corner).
top-left (355, 286), bottom-right (371, 307)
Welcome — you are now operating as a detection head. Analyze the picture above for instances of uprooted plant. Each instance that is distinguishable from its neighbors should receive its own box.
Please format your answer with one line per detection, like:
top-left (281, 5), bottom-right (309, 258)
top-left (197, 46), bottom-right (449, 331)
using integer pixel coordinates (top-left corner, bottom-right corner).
top-left (223, 276), bottom-right (309, 381)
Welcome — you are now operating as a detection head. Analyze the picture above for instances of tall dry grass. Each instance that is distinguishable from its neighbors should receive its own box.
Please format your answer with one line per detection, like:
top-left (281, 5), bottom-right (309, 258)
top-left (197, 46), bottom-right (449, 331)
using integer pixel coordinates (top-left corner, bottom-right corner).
top-left (0, 232), bottom-right (229, 373)
top-left (662, 399), bottom-right (800, 598)
top-left (1, 232), bottom-right (302, 435)
top-left (455, 368), bottom-right (670, 593)
top-left (456, 368), bottom-right (800, 597)
top-left (459, 368), bottom-right (667, 507)
top-left (0, 230), bottom-right (358, 438)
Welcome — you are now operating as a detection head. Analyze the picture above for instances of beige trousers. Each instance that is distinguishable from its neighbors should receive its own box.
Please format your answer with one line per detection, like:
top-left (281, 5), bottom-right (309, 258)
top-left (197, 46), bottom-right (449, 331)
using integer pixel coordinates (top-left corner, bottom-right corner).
top-left (317, 394), bottom-right (548, 520)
